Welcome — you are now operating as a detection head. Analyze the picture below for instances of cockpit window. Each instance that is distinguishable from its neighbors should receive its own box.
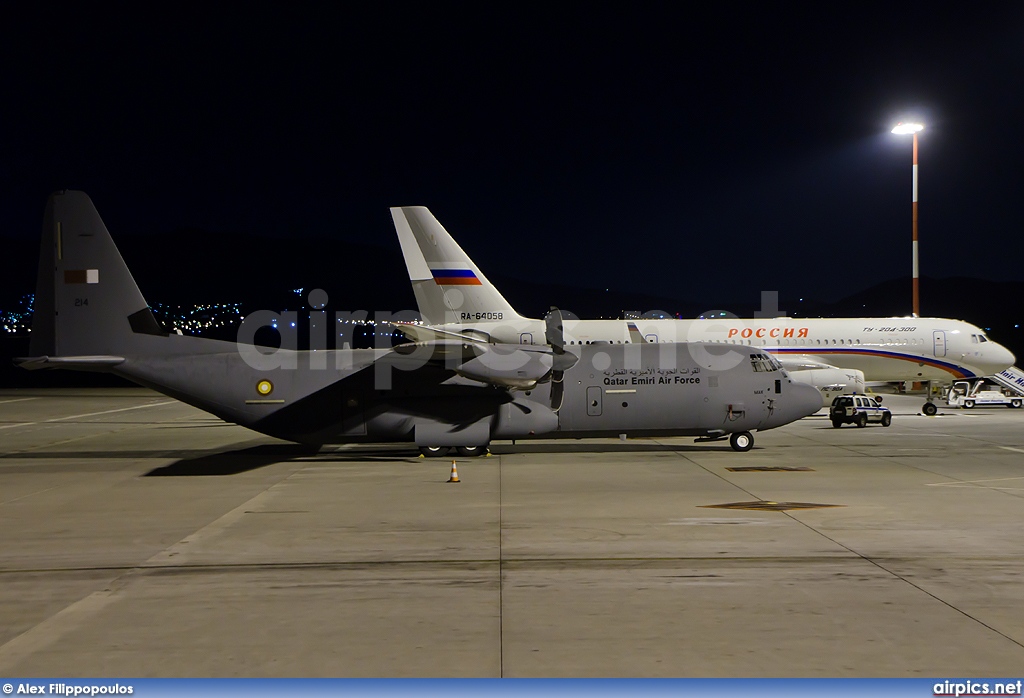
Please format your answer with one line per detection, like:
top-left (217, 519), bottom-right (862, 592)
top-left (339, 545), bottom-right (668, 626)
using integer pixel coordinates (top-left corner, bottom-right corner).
top-left (979, 335), bottom-right (988, 343)
top-left (750, 353), bottom-right (781, 372)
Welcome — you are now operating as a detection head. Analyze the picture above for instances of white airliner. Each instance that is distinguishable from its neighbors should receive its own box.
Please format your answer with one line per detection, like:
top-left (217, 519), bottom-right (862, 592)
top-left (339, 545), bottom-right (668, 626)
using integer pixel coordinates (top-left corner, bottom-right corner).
top-left (390, 207), bottom-right (1016, 414)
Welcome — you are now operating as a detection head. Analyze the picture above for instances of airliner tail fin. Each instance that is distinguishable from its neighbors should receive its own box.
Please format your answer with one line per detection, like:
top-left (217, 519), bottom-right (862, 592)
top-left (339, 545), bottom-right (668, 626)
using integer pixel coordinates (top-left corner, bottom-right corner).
top-left (390, 206), bottom-right (526, 326)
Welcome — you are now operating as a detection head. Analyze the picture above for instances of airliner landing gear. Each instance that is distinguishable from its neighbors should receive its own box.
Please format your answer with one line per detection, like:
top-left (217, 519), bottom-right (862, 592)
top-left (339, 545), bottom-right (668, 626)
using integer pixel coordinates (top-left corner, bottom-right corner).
top-left (456, 445), bottom-right (489, 457)
top-left (729, 431), bottom-right (754, 452)
top-left (420, 446), bottom-right (451, 457)
top-left (922, 402), bottom-right (938, 416)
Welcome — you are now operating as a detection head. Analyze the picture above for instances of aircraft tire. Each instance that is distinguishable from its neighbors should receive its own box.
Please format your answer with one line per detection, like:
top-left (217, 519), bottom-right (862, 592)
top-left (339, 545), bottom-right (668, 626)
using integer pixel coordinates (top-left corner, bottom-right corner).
top-left (881, 413), bottom-right (892, 427)
top-left (922, 402), bottom-right (938, 416)
top-left (456, 445), bottom-right (488, 457)
top-left (420, 446), bottom-right (451, 458)
top-left (729, 431), bottom-right (753, 452)
top-left (856, 413), bottom-right (867, 428)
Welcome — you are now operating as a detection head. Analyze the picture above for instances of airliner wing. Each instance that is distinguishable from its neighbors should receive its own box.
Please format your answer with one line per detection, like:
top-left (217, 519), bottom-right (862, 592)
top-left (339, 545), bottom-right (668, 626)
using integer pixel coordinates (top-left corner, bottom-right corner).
top-left (388, 322), bottom-right (491, 345)
top-left (775, 355), bottom-right (867, 396)
top-left (776, 356), bottom-right (837, 371)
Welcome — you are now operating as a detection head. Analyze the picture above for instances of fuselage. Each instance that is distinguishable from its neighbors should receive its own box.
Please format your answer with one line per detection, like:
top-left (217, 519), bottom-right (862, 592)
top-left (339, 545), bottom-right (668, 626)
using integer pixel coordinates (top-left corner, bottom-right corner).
top-left (99, 341), bottom-right (821, 446)
top-left (426, 316), bottom-right (1015, 383)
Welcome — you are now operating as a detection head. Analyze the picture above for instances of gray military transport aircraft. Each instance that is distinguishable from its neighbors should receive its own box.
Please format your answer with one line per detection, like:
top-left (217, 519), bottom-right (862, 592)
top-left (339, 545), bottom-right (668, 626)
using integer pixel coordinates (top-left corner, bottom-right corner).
top-left (16, 191), bottom-right (822, 454)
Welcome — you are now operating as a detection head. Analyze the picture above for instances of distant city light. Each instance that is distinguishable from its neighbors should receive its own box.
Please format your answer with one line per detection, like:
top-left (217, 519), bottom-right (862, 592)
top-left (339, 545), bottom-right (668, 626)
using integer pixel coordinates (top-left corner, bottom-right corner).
top-left (0, 293), bottom-right (35, 334)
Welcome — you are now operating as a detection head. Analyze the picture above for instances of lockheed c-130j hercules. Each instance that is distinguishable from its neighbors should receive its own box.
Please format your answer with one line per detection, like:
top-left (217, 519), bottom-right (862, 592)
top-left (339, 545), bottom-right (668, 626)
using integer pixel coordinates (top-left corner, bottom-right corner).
top-left (390, 207), bottom-right (1016, 416)
top-left (16, 191), bottom-right (823, 455)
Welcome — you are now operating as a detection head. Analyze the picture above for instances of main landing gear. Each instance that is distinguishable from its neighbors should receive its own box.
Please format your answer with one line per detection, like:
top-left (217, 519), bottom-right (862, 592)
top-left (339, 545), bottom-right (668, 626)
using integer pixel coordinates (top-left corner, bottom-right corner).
top-left (419, 445), bottom-right (490, 458)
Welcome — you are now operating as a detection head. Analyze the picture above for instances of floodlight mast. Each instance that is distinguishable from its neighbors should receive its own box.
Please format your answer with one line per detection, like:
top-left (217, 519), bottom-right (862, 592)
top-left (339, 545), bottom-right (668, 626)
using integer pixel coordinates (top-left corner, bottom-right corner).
top-left (892, 122), bottom-right (924, 317)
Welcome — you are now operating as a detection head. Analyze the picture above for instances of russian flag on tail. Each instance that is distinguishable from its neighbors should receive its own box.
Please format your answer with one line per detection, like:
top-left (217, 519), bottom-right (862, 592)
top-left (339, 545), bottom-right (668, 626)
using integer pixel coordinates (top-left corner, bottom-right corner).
top-left (431, 269), bottom-right (482, 285)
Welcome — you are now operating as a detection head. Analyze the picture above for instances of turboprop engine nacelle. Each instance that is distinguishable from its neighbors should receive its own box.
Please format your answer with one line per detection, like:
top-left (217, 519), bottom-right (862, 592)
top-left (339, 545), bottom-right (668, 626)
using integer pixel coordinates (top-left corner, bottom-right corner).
top-left (790, 367), bottom-right (866, 403)
top-left (453, 345), bottom-right (555, 389)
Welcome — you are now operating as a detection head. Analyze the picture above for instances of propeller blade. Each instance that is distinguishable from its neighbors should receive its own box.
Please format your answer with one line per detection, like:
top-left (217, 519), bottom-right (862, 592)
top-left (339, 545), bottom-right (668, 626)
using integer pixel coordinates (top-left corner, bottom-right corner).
top-left (550, 371), bottom-right (565, 412)
top-left (545, 307), bottom-right (565, 353)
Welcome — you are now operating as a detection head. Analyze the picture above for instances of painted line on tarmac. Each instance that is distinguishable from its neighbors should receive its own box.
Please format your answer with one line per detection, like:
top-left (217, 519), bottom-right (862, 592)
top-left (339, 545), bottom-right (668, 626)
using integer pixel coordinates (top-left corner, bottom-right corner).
top-left (998, 446), bottom-right (1024, 455)
top-left (926, 475), bottom-right (1024, 491)
top-left (144, 486), bottom-right (290, 567)
top-left (0, 590), bottom-right (120, 672)
top-left (0, 398), bottom-right (39, 406)
top-left (0, 401), bottom-right (176, 431)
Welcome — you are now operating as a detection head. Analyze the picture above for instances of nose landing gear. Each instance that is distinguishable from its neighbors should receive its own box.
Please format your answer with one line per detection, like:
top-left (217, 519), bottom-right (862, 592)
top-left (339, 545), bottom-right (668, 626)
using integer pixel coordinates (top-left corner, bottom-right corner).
top-left (729, 431), bottom-right (754, 452)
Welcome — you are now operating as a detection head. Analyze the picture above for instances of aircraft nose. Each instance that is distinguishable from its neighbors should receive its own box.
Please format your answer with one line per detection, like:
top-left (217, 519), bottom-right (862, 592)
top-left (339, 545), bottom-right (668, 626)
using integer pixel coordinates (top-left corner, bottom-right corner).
top-left (793, 381), bottom-right (825, 417)
top-left (978, 342), bottom-right (1016, 375)
top-left (763, 381), bottom-right (823, 430)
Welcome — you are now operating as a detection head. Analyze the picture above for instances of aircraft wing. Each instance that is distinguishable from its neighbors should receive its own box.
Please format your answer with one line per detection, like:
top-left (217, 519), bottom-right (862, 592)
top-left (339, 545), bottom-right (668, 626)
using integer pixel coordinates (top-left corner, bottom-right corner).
top-left (776, 355), bottom-right (838, 372)
top-left (387, 322), bottom-right (491, 345)
top-left (775, 355), bottom-right (866, 395)
top-left (391, 340), bottom-right (559, 390)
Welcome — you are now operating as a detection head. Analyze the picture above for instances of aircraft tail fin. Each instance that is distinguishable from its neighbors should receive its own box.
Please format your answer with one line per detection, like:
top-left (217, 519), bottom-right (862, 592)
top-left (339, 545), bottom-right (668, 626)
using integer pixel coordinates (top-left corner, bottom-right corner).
top-left (29, 191), bottom-right (165, 358)
top-left (390, 207), bottom-right (527, 326)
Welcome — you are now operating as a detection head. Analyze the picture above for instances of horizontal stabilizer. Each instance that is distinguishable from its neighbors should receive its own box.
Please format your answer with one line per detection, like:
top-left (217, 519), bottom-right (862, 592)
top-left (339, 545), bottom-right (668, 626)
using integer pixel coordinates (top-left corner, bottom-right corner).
top-left (14, 355), bottom-right (126, 371)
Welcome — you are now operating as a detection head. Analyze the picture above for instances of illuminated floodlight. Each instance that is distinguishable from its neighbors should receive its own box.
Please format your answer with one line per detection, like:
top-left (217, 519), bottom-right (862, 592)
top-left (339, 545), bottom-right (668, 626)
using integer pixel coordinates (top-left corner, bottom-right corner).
top-left (891, 122), bottom-right (924, 134)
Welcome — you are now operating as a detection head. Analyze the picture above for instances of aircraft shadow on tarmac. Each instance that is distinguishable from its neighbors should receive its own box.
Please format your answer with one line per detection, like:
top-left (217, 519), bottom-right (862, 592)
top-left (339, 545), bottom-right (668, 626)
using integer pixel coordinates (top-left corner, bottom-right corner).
top-left (486, 442), bottom-right (735, 455)
top-left (146, 440), bottom-right (742, 472)
top-left (146, 440), bottom-right (740, 471)
top-left (1, 441), bottom-right (744, 477)
top-left (144, 444), bottom-right (322, 476)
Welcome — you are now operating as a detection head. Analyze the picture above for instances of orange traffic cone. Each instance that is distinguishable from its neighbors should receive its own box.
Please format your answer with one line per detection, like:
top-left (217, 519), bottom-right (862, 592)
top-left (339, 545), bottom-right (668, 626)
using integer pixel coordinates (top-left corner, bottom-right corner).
top-left (447, 459), bottom-right (460, 483)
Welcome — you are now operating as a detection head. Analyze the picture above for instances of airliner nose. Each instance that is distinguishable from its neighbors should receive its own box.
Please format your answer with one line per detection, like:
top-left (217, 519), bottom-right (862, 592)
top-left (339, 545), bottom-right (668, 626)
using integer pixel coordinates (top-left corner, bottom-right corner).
top-left (978, 342), bottom-right (1016, 375)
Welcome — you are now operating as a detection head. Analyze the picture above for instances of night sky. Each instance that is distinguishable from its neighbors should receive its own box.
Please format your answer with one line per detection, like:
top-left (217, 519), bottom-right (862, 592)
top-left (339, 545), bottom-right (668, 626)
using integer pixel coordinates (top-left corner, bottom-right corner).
top-left (3, 5), bottom-right (1024, 308)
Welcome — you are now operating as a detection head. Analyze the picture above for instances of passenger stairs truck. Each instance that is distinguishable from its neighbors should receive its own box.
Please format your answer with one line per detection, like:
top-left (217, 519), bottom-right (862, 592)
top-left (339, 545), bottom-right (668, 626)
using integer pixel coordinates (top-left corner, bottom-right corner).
top-left (989, 366), bottom-right (1024, 396)
top-left (946, 376), bottom-right (1023, 409)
